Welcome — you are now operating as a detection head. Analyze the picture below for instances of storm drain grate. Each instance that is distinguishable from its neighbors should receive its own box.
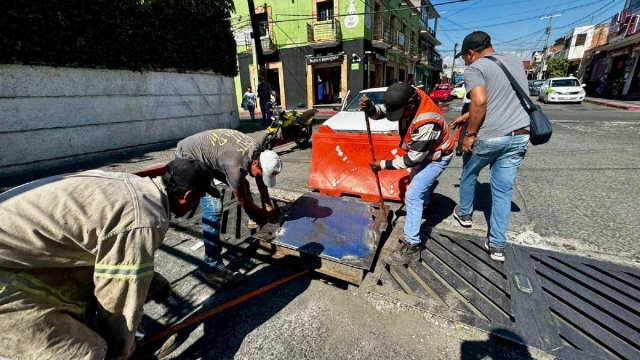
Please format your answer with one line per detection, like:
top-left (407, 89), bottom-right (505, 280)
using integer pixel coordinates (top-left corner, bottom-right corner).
top-left (362, 227), bottom-right (640, 360)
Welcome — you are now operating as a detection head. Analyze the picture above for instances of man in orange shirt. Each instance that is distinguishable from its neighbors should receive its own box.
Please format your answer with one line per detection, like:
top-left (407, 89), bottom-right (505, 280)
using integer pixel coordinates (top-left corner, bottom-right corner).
top-left (360, 82), bottom-right (455, 265)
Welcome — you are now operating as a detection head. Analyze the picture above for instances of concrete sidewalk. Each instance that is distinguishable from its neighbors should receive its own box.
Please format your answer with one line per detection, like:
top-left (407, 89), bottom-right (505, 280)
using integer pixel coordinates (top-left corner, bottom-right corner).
top-left (584, 96), bottom-right (640, 111)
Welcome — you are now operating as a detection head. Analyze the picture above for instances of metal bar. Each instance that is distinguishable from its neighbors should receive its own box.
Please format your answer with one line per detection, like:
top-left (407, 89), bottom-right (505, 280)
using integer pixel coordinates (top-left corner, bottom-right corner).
top-left (140, 269), bottom-right (309, 346)
top-left (363, 111), bottom-right (386, 215)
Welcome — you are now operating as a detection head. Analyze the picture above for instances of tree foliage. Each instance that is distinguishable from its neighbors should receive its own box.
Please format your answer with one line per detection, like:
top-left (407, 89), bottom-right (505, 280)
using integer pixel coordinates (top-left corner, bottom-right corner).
top-left (0, 0), bottom-right (238, 76)
top-left (547, 57), bottom-right (568, 78)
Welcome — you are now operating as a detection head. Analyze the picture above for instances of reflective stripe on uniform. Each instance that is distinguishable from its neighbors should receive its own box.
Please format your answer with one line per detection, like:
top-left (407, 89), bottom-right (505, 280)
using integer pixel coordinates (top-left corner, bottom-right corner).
top-left (94, 263), bottom-right (154, 280)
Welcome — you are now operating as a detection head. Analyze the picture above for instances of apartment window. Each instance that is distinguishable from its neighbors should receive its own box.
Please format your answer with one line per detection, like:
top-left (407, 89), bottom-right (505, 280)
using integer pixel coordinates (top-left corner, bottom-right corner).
top-left (256, 13), bottom-right (269, 37)
top-left (629, 0), bottom-right (640, 12)
top-left (318, 2), bottom-right (334, 21)
top-left (575, 34), bottom-right (587, 46)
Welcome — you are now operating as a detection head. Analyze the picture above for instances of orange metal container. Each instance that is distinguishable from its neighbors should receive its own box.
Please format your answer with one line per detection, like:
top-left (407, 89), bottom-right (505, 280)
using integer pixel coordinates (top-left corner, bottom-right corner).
top-left (308, 125), bottom-right (410, 203)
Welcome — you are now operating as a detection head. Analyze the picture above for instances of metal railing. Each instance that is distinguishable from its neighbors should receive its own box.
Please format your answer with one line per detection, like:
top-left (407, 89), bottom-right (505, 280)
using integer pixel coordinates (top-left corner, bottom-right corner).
top-left (421, 50), bottom-right (442, 68)
top-left (307, 18), bottom-right (342, 44)
top-left (372, 19), bottom-right (391, 44)
top-left (245, 34), bottom-right (275, 53)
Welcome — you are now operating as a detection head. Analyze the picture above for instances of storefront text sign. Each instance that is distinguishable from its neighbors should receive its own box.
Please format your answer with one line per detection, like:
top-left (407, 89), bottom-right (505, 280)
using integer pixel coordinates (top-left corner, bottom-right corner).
top-left (307, 54), bottom-right (343, 65)
top-left (314, 21), bottom-right (335, 42)
top-left (375, 53), bottom-right (387, 62)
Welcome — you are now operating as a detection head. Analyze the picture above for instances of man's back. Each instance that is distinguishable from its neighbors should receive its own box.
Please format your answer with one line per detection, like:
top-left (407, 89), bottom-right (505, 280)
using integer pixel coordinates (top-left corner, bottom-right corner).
top-left (0, 171), bottom-right (169, 269)
top-left (464, 52), bottom-right (530, 140)
top-left (176, 129), bottom-right (260, 192)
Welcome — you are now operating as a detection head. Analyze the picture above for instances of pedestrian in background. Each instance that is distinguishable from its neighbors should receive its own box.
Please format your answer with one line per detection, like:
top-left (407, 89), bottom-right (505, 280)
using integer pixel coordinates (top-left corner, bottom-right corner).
top-left (360, 82), bottom-right (455, 266)
top-left (452, 31), bottom-right (530, 262)
top-left (243, 86), bottom-right (257, 122)
top-left (257, 76), bottom-right (272, 126)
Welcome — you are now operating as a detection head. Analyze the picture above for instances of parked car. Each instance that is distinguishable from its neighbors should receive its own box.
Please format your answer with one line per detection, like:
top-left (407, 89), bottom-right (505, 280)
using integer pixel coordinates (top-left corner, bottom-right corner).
top-left (324, 87), bottom-right (397, 133)
top-left (429, 84), bottom-right (452, 101)
top-left (529, 80), bottom-right (545, 96)
top-left (451, 82), bottom-right (466, 99)
top-left (537, 77), bottom-right (586, 104)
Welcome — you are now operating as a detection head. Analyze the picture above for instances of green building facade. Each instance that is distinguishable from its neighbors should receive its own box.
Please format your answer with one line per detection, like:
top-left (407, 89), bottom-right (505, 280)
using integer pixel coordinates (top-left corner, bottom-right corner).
top-left (232, 0), bottom-right (443, 110)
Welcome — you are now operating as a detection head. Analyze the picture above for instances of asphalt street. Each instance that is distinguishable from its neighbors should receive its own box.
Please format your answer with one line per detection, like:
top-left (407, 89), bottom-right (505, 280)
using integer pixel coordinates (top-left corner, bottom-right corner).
top-left (1, 99), bottom-right (638, 359)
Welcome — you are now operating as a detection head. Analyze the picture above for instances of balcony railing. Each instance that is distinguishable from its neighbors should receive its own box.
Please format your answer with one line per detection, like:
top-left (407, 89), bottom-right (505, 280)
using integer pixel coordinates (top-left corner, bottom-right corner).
top-left (245, 34), bottom-right (276, 55)
top-left (307, 18), bottom-right (342, 48)
top-left (389, 29), bottom-right (405, 54)
top-left (420, 50), bottom-right (442, 68)
top-left (372, 19), bottom-right (392, 48)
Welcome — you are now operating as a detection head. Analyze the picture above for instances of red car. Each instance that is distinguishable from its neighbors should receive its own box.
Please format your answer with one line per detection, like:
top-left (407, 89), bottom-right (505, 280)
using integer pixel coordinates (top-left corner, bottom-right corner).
top-left (429, 84), bottom-right (452, 101)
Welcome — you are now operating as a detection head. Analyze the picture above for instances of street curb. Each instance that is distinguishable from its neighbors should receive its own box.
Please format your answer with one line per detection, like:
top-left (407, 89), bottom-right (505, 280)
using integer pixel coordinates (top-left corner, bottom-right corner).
top-left (239, 111), bottom-right (338, 117)
top-left (584, 98), bottom-right (640, 112)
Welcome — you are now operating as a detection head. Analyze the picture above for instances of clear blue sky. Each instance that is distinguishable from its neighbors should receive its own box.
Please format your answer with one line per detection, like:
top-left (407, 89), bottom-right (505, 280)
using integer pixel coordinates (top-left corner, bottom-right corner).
top-left (433, 0), bottom-right (627, 66)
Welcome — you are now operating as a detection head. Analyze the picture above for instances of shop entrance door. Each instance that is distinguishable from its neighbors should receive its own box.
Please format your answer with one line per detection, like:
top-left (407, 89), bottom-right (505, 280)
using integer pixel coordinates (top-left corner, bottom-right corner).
top-left (312, 64), bottom-right (342, 105)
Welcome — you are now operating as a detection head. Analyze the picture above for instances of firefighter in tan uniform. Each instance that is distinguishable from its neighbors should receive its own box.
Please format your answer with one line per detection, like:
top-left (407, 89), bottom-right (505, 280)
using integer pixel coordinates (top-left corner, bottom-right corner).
top-left (0, 158), bottom-right (211, 360)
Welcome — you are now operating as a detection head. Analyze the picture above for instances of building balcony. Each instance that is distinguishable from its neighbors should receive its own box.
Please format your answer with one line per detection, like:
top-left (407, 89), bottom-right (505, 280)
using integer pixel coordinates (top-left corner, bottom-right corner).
top-left (372, 21), bottom-right (392, 49)
top-left (307, 19), bottom-right (342, 49)
top-left (389, 30), bottom-right (405, 54)
top-left (245, 34), bottom-right (276, 55)
top-left (419, 23), bottom-right (441, 46)
top-left (420, 50), bottom-right (442, 69)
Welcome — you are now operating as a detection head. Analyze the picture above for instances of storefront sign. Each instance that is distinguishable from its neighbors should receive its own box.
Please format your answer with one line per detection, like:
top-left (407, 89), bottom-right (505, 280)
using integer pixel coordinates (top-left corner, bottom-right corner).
top-left (344, 0), bottom-right (359, 29)
top-left (307, 54), bottom-right (343, 65)
top-left (314, 20), bottom-right (335, 42)
top-left (610, 47), bottom-right (632, 57)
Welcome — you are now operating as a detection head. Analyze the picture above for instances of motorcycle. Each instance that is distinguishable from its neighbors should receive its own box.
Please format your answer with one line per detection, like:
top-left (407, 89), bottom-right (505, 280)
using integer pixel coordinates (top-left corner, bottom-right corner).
top-left (261, 94), bottom-right (318, 150)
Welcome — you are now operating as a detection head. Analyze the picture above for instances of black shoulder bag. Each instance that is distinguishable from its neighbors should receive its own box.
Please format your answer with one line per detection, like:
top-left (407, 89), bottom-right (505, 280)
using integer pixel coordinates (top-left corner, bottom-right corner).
top-left (485, 56), bottom-right (552, 146)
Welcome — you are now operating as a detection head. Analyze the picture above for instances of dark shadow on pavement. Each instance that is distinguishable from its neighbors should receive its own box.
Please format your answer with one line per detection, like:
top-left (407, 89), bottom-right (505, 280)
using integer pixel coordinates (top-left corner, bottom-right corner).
top-left (175, 248), bottom-right (322, 359)
top-left (460, 330), bottom-right (534, 360)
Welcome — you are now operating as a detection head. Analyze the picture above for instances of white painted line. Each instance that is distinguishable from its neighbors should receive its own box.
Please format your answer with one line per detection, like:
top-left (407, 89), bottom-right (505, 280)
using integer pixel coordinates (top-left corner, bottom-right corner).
top-left (190, 241), bottom-right (204, 250)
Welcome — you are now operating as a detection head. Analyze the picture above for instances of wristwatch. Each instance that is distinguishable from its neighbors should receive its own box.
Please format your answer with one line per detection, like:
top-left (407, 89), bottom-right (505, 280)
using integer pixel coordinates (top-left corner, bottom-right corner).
top-left (465, 131), bottom-right (478, 137)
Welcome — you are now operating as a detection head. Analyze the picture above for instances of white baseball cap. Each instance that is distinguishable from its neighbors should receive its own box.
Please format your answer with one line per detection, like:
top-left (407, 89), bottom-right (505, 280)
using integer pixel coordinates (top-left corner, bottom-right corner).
top-left (259, 150), bottom-right (282, 187)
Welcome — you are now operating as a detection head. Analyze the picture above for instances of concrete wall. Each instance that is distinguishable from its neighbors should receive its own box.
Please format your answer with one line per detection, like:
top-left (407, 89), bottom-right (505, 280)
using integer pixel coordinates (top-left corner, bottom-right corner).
top-left (0, 65), bottom-right (239, 176)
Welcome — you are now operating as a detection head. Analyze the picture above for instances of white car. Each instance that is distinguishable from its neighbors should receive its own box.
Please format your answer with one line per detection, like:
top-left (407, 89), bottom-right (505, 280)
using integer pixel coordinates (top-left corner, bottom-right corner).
top-left (323, 87), bottom-right (398, 133)
top-left (538, 77), bottom-right (586, 104)
top-left (450, 82), bottom-right (466, 99)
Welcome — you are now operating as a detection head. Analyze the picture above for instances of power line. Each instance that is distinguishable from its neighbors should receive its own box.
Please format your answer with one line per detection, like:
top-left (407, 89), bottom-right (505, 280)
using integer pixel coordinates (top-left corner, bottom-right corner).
top-left (437, 0), bottom-right (606, 31)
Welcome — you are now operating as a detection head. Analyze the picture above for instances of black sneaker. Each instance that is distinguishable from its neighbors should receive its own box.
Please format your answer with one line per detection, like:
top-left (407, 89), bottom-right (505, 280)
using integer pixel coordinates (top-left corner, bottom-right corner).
top-left (484, 241), bottom-right (505, 262)
top-left (204, 265), bottom-right (245, 286)
top-left (453, 205), bottom-right (472, 227)
top-left (385, 239), bottom-right (420, 266)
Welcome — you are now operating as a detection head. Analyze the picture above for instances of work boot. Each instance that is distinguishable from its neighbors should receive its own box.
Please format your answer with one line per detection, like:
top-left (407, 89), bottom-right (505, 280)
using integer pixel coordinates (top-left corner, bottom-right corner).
top-left (385, 239), bottom-right (420, 266)
top-left (204, 265), bottom-right (245, 286)
top-left (136, 333), bottom-right (181, 360)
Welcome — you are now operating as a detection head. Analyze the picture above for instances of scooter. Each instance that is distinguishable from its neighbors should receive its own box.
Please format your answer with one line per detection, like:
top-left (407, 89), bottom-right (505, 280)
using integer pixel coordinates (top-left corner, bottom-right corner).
top-left (261, 97), bottom-right (318, 150)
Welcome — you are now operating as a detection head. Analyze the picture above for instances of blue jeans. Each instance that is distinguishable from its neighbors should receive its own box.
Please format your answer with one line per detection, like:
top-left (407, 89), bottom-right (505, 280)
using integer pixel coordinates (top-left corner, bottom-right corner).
top-left (175, 152), bottom-right (225, 270)
top-left (404, 158), bottom-right (451, 245)
top-left (247, 104), bottom-right (255, 121)
top-left (259, 99), bottom-right (270, 125)
top-left (459, 135), bottom-right (529, 249)
top-left (200, 193), bottom-right (224, 270)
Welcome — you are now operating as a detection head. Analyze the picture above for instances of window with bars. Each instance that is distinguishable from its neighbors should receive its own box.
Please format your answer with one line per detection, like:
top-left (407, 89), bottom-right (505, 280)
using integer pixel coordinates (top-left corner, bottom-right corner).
top-left (575, 34), bottom-right (587, 46)
top-left (256, 13), bottom-right (269, 38)
top-left (317, 2), bottom-right (334, 21)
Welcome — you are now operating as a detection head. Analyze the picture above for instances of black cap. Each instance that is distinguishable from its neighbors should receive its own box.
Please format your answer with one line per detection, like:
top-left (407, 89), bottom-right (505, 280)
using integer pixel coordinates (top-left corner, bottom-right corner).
top-left (165, 158), bottom-right (211, 193)
top-left (384, 82), bottom-right (416, 121)
top-left (455, 31), bottom-right (491, 58)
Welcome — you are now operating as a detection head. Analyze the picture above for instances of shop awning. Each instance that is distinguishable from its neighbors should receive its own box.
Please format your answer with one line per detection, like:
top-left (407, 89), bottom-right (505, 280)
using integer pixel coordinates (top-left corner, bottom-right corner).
top-left (592, 32), bottom-right (640, 52)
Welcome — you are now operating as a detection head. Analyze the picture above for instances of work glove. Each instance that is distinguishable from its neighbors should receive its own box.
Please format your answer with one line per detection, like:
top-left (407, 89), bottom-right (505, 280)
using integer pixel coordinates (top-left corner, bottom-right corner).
top-left (146, 272), bottom-right (171, 304)
top-left (359, 96), bottom-right (374, 113)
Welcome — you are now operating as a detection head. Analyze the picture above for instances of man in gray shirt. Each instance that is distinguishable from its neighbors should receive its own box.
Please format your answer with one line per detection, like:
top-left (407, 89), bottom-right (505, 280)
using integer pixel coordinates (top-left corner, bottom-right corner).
top-left (450, 31), bottom-right (530, 262)
top-left (177, 129), bottom-right (282, 284)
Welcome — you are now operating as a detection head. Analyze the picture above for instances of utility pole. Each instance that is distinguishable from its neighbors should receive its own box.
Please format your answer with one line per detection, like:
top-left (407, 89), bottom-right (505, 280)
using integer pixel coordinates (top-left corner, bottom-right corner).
top-left (452, 43), bottom-right (458, 84)
top-left (538, 14), bottom-right (562, 80)
top-left (247, 0), bottom-right (265, 84)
